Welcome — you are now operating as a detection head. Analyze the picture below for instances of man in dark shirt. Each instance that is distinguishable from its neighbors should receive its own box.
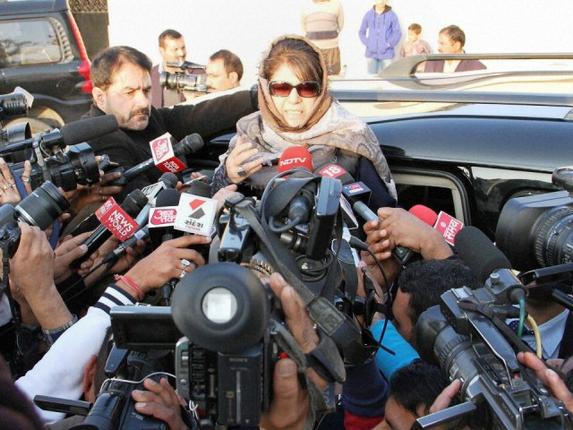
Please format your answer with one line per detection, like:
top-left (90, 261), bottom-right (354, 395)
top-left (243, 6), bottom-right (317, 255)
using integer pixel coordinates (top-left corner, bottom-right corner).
top-left (424, 25), bottom-right (486, 73)
top-left (84, 45), bottom-right (257, 197)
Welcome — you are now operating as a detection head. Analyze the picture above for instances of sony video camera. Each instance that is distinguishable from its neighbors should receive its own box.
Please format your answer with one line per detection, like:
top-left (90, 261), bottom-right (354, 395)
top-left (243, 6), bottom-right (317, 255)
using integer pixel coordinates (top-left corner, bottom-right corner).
top-left (159, 61), bottom-right (207, 93)
top-left (413, 226), bottom-right (573, 429)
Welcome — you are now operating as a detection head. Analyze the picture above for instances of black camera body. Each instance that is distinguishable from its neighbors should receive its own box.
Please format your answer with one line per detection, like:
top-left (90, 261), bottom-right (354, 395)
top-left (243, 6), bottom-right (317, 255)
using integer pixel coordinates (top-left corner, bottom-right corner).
top-left (8, 142), bottom-right (100, 191)
top-left (172, 262), bottom-right (276, 428)
top-left (415, 266), bottom-right (573, 429)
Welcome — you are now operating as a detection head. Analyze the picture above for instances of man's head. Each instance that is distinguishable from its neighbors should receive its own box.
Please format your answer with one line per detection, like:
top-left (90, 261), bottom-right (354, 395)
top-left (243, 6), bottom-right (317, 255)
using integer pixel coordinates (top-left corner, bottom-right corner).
top-left (383, 361), bottom-right (449, 430)
top-left (438, 25), bottom-right (465, 54)
top-left (91, 46), bottom-right (153, 130)
top-left (206, 49), bottom-right (243, 92)
top-left (392, 259), bottom-right (479, 343)
top-left (158, 29), bottom-right (186, 70)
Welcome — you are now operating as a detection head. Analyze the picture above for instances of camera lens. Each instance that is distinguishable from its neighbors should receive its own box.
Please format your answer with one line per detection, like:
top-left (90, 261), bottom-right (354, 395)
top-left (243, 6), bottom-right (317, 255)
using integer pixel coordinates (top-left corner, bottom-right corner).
top-left (172, 263), bottom-right (270, 354)
top-left (534, 206), bottom-right (573, 267)
top-left (15, 181), bottom-right (70, 230)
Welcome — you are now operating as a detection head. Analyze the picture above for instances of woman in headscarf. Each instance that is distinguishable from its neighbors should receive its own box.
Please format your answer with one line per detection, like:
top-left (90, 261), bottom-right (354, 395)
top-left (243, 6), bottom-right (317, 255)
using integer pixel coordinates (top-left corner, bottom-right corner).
top-left (211, 35), bottom-right (396, 210)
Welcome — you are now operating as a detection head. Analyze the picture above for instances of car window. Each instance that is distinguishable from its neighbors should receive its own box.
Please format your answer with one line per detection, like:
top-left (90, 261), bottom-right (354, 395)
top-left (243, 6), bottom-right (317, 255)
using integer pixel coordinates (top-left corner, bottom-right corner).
top-left (0, 18), bottom-right (63, 67)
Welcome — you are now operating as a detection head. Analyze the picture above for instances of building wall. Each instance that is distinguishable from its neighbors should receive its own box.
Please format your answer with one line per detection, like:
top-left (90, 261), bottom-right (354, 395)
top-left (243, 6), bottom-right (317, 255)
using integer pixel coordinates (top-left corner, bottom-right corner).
top-left (108, 0), bottom-right (573, 85)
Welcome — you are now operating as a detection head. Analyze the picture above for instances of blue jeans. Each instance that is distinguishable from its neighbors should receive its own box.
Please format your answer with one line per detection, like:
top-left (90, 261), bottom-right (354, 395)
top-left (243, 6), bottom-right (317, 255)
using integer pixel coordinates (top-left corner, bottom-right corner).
top-left (367, 58), bottom-right (390, 75)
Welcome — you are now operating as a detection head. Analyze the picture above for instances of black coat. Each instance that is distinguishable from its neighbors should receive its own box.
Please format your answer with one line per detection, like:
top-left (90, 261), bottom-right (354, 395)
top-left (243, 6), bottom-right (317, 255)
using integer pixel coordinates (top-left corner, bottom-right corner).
top-left (84, 90), bottom-right (257, 198)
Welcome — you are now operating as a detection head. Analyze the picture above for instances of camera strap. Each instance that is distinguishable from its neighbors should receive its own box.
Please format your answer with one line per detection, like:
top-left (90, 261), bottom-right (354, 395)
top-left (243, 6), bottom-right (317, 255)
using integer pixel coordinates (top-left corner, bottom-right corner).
top-left (271, 319), bottom-right (336, 429)
top-left (234, 199), bottom-right (361, 351)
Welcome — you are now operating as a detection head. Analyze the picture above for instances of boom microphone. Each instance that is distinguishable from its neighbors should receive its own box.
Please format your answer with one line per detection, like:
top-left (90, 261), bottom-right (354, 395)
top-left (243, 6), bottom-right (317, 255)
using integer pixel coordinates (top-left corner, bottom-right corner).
top-left (120, 133), bottom-right (204, 181)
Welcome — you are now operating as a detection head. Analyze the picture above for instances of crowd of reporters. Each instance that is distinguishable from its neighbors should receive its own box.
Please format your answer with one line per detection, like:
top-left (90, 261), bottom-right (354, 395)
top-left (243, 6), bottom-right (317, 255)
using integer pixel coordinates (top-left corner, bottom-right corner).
top-left (1, 32), bottom-right (573, 430)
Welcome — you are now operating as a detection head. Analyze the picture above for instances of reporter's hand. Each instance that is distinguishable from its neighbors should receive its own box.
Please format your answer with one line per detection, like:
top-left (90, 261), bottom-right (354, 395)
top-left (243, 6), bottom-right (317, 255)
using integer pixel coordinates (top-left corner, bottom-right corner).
top-left (0, 158), bottom-right (32, 204)
top-left (53, 232), bottom-right (90, 283)
top-left (132, 378), bottom-right (187, 430)
top-left (428, 379), bottom-right (462, 414)
top-left (260, 273), bottom-right (329, 430)
top-left (64, 171), bottom-right (124, 213)
top-left (120, 235), bottom-right (211, 294)
top-left (225, 135), bottom-right (264, 184)
top-left (212, 184), bottom-right (238, 211)
top-left (518, 351), bottom-right (573, 413)
top-left (10, 224), bottom-right (55, 293)
top-left (9, 223), bottom-right (71, 330)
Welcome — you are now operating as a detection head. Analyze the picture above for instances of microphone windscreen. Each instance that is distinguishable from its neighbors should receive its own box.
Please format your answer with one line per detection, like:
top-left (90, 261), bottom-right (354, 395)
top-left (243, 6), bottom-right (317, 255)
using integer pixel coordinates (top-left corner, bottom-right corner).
top-left (409, 205), bottom-right (438, 226)
top-left (62, 114), bottom-right (118, 146)
top-left (155, 188), bottom-right (181, 207)
top-left (159, 172), bottom-right (178, 189)
top-left (455, 226), bottom-right (512, 283)
top-left (278, 146), bottom-right (313, 173)
top-left (176, 133), bottom-right (204, 155)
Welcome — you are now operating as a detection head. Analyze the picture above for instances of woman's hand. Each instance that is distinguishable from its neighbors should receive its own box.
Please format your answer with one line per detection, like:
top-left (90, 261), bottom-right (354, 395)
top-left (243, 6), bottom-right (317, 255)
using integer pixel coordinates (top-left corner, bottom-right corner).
top-left (225, 136), bottom-right (265, 184)
top-left (0, 158), bottom-right (32, 204)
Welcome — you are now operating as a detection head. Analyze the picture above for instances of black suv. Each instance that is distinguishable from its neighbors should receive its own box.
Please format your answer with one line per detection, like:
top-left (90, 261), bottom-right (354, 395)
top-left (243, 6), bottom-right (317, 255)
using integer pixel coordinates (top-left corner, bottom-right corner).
top-left (0, 0), bottom-right (92, 133)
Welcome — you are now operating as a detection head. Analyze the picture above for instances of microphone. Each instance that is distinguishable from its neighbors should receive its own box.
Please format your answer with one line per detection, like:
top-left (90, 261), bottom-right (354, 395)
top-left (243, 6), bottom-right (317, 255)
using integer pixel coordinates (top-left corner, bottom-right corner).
top-left (0, 114), bottom-right (119, 155)
top-left (455, 226), bottom-right (512, 284)
top-left (99, 226), bottom-right (150, 268)
top-left (134, 172), bottom-right (179, 227)
top-left (277, 146), bottom-right (313, 173)
top-left (148, 188), bottom-right (183, 248)
top-left (72, 189), bottom-right (148, 267)
top-left (119, 133), bottom-right (204, 181)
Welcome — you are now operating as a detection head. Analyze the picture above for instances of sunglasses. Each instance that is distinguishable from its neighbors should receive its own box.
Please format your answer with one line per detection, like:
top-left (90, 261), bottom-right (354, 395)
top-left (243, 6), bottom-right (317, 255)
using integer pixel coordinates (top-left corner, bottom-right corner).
top-left (268, 81), bottom-right (321, 98)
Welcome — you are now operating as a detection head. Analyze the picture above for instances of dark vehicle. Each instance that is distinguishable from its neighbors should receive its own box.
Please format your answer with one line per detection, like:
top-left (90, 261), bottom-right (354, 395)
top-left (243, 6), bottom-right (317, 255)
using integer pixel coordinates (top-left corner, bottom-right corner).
top-left (0, 0), bottom-right (92, 133)
top-left (191, 54), bottom-right (573, 238)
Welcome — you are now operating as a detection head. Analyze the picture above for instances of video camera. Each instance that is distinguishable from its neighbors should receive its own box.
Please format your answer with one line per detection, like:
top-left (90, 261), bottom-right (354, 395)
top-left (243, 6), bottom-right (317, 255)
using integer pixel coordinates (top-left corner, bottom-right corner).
top-left (0, 87), bottom-right (32, 123)
top-left (159, 61), bottom-right (207, 93)
top-left (497, 166), bottom-right (573, 272)
top-left (413, 225), bottom-right (573, 429)
top-left (0, 114), bottom-right (118, 191)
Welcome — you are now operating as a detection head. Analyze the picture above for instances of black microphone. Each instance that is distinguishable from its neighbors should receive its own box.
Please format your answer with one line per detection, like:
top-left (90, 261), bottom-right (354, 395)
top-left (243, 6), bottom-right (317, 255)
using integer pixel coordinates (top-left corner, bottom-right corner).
top-left (120, 133), bottom-right (204, 181)
top-left (133, 172), bottom-right (179, 227)
top-left (72, 189), bottom-right (149, 268)
top-left (0, 114), bottom-right (119, 155)
top-left (100, 226), bottom-right (150, 268)
top-left (455, 226), bottom-right (512, 284)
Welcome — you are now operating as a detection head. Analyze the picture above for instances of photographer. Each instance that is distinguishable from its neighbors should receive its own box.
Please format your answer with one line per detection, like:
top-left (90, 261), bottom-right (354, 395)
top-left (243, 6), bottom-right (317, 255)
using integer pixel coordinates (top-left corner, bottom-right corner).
top-left (85, 45), bottom-right (257, 199)
top-left (151, 29), bottom-right (187, 108)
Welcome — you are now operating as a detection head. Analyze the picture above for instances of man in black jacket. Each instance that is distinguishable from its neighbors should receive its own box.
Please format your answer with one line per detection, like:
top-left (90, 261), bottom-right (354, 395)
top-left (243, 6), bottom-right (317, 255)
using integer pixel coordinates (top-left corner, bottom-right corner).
top-left (84, 45), bottom-right (257, 197)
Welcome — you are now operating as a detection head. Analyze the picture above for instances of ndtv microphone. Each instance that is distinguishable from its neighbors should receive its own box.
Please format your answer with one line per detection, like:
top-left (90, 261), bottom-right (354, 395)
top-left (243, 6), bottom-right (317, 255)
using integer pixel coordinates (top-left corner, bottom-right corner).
top-left (278, 146), bottom-right (313, 173)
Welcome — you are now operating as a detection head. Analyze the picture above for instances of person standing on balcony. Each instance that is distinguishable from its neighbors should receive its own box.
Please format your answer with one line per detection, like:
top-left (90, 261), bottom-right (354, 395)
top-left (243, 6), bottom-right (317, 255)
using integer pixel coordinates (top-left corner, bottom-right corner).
top-left (301, 0), bottom-right (344, 76)
top-left (359, 0), bottom-right (402, 76)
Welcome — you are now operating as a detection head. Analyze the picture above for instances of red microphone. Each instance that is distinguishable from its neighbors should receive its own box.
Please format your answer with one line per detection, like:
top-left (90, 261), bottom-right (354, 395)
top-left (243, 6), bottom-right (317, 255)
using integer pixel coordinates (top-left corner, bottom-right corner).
top-left (409, 205), bottom-right (438, 226)
top-left (278, 146), bottom-right (313, 173)
top-left (409, 204), bottom-right (464, 246)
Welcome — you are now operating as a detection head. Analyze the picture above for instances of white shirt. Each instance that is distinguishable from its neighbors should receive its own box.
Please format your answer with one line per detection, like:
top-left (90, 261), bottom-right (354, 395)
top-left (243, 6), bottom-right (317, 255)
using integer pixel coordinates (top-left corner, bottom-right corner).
top-left (522, 309), bottom-right (570, 359)
top-left (15, 285), bottom-right (135, 423)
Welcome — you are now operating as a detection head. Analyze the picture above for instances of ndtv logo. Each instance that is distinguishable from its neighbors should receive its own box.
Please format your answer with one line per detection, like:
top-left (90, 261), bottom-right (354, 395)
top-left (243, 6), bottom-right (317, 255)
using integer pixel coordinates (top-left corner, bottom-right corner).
top-left (280, 157), bottom-right (308, 166)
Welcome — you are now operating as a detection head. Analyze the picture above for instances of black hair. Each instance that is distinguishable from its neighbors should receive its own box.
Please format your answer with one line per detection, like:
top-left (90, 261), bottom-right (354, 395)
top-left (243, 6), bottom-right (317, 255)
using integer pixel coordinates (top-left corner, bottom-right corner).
top-left (389, 360), bottom-right (449, 416)
top-left (398, 258), bottom-right (479, 326)
top-left (91, 46), bottom-right (152, 90)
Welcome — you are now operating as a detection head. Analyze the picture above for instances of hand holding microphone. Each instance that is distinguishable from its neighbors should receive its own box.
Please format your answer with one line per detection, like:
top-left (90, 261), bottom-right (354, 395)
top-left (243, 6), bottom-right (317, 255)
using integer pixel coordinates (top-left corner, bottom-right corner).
top-left (225, 135), bottom-right (265, 184)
